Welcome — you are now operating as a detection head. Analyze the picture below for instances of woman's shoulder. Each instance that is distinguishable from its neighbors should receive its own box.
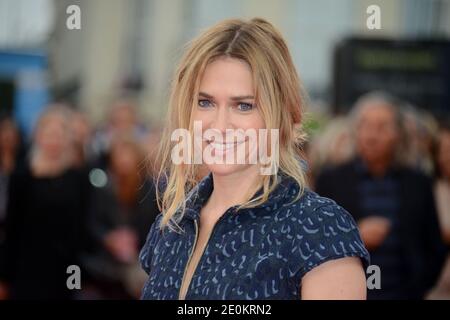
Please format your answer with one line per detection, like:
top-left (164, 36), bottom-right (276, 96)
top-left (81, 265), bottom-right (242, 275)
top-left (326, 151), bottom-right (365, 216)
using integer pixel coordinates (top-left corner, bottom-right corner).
top-left (281, 187), bottom-right (362, 240)
top-left (277, 184), bottom-right (356, 224)
top-left (277, 187), bottom-right (371, 278)
top-left (266, 175), bottom-right (362, 233)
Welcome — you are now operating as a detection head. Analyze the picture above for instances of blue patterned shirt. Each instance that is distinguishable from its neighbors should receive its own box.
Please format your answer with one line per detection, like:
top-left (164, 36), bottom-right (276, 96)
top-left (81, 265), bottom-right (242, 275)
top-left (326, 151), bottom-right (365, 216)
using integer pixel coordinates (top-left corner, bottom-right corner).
top-left (139, 172), bottom-right (370, 300)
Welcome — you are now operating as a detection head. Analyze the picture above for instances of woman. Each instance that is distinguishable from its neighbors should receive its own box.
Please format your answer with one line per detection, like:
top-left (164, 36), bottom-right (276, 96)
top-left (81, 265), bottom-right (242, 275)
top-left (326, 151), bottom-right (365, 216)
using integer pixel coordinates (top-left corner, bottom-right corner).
top-left (139, 18), bottom-right (370, 300)
top-left (86, 135), bottom-right (160, 299)
top-left (0, 105), bottom-right (90, 299)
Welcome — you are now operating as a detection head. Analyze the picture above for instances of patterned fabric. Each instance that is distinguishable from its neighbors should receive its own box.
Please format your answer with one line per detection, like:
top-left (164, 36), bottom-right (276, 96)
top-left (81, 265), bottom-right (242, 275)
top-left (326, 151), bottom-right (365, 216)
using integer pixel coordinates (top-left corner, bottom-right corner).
top-left (139, 172), bottom-right (370, 300)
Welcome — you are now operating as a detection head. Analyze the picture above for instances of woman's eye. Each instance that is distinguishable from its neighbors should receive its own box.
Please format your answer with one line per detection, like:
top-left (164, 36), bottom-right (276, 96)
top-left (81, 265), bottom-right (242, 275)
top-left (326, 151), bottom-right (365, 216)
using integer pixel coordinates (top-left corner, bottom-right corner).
top-left (237, 102), bottom-right (253, 112)
top-left (198, 99), bottom-right (212, 108)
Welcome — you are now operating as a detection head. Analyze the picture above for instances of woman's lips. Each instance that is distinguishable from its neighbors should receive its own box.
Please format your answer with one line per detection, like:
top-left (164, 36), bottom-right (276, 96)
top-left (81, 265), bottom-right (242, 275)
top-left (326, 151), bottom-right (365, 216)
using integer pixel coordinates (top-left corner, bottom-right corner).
top-left (205, 139), bottom-right (246, 156)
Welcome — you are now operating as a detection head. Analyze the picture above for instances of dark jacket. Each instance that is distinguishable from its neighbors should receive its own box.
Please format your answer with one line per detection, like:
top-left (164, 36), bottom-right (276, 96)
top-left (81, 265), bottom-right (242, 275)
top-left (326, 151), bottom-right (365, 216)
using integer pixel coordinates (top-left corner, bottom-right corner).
top-left (85, 174), bottom-right (160, 282)
top-left (315, 158), bottom-right (447, 299)
top-left (0, 164), bottom-right (91, 299)
top-left (139, 171), bottom-right (370, 300)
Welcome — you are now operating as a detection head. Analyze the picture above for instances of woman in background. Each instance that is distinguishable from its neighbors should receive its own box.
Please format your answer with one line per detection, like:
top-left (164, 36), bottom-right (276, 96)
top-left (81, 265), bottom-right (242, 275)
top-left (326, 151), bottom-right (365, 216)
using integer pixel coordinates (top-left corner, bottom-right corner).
top-left (85, 135), bottom-right (159, 299)
top-left (0, 105), bottom-right (90, 300)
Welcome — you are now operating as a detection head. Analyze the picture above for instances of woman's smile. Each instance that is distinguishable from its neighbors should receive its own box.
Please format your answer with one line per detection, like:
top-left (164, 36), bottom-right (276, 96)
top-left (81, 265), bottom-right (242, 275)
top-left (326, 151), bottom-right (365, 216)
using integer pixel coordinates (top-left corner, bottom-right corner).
top-left (205, 138), bottom-right (246, 157)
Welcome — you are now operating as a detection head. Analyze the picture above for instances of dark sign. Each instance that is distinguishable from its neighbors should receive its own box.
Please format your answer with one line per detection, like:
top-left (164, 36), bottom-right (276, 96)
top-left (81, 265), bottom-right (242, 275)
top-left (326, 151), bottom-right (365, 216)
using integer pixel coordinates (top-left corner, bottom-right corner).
top-left (333, 38), bottom-right (450, 118)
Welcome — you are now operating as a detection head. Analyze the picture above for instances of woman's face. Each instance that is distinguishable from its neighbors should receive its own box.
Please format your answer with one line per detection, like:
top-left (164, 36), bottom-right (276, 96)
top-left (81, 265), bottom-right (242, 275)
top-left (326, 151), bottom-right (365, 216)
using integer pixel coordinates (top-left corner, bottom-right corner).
top-left (36, 114), bottom-right (69, 160)
top-left (110, 143), bottom-right (140, 177)
top-left (191, 57), bottom-right (265, 177)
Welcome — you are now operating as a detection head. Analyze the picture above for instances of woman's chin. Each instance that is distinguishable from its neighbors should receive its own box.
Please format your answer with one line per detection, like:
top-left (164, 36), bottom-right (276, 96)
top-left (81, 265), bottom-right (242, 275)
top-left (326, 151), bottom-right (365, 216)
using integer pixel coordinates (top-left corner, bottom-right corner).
top-left (205, 163), bottom-right (250, 177)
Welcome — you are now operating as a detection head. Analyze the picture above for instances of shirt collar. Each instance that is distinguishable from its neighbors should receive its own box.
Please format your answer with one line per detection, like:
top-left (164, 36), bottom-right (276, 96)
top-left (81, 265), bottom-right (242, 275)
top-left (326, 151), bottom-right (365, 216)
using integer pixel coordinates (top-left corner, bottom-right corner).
top-left (181, 170), bottom-right (298, 221)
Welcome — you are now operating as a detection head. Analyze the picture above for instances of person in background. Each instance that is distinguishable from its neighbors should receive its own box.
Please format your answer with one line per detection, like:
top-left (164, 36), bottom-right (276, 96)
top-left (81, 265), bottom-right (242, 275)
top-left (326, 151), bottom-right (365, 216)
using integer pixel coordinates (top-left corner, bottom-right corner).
top-left (85, 135), bottom-right (160, 299)
top-left (70, 111), bottom-right (94, 169)
top-left (427, 123), bottom-right (450, 299)
top-left (315, 91), bottom-right (446, 299)
top-left (0, 118), bottom-right (22, 300)
top-left (0, 118), bottom-right (21, 227)
top-left (0, 105), bottom-right (91, 300)
top-left (403, 106), bottom-right (438, 176)
top-left (0, 118), bottom-right (21, 174)
top-left (91, 99), bottom-right (148, 169)
top-left (307, 116), bottom-right (355, 188)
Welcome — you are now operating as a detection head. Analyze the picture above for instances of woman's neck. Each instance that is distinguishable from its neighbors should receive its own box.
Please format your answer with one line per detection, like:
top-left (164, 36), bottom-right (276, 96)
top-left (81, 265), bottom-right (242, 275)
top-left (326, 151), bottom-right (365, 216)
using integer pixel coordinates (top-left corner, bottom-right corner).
top-left (114, 172), bottom-right (140, 206)
top-left (31, 154), bottom-right (69, 177)
top-left (208, 166), bottom-right (262, 213)
top-left (0, 152), bottom-right (16, 174)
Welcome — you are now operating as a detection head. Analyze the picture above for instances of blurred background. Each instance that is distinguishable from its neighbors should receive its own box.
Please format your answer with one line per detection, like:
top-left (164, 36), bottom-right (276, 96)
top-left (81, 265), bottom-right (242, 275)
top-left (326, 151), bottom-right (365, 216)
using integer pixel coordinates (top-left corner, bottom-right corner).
top-left (0, 0), bottom-right (450, 300)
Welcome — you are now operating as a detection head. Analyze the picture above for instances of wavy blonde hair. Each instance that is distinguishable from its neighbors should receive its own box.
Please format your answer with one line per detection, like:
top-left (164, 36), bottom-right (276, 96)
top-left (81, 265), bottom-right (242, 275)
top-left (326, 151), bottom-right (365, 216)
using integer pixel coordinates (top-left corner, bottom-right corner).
top-left (155, 17), bottom-right (308, 231)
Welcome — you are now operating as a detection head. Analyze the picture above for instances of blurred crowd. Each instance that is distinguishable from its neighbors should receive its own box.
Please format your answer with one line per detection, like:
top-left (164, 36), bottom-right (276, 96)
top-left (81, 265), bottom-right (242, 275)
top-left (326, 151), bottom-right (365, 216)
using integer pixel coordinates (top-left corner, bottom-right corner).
top-left (0, 99), bottom-right (161, 299)
top-left (307, 91), bottom-right (450, 300)
top-left (0, 90), bottom-right (449, 300)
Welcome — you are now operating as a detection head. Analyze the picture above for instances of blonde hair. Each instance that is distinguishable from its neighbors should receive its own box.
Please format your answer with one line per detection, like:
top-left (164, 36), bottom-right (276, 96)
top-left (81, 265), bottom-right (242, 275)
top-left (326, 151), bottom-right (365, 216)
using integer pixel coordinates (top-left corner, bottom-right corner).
top-left (155, 18), bottom-right (308, 231)
top-left (30, 103), bottom-right (75, 172)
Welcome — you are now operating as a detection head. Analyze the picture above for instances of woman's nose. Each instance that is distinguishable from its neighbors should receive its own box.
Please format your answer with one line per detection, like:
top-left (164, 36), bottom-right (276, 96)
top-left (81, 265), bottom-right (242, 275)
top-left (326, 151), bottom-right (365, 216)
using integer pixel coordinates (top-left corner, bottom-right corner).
top-left (210, 105), bottom-right (232, 132)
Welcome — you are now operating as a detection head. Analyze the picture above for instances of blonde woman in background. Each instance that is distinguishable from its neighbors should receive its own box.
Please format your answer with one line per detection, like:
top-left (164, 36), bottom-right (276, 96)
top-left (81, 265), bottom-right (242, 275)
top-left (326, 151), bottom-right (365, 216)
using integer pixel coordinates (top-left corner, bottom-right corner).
top-left (0, 105), bottom-right (91, 300)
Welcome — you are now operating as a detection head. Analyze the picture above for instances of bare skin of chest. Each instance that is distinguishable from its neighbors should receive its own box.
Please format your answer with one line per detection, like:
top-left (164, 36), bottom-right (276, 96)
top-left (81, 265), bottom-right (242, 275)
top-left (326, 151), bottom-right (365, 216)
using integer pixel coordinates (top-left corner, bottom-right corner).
top-left (179, 206), bottom-right (222, 300)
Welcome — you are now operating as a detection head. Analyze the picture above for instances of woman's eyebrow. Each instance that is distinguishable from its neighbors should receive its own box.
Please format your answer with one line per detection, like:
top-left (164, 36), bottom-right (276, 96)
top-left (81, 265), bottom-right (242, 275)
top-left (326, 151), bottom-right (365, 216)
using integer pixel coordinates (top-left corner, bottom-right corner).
top-left (230, 95), bottom-right (254, 101)
top-left (198, 92), bottom-right (213, 99)
top-left (198, 92), bottom-right (254, 101)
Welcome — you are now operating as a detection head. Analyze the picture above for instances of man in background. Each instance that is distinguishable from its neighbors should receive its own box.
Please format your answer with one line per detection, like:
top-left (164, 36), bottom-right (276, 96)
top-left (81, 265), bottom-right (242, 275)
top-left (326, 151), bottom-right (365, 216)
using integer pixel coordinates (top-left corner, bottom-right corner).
top-left (315, 92), bottom-right (446, 299)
